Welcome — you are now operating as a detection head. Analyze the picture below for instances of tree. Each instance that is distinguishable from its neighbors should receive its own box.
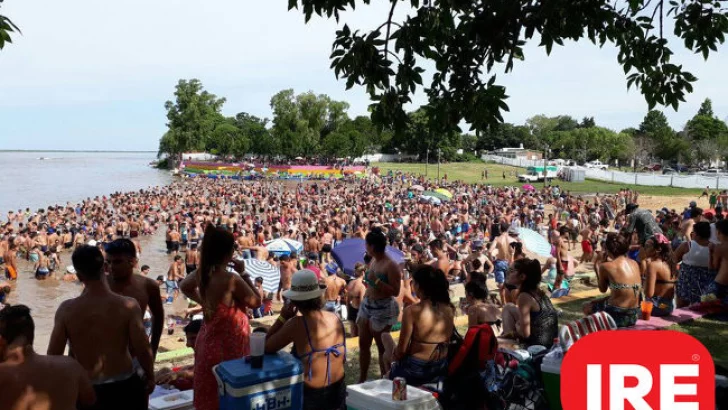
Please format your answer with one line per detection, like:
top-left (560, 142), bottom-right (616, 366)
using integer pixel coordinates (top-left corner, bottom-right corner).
top-left (269, 89), bottom-right (351, 157)
top-left (233, 113), bottom-right (275, 156)
top-left (159, 79), bottom-right (227, 159)
top-left (638, 110), bottom-right (680, 161)
top-left (579, 117), bottom-right (596, 128)
top-left (0, 0), bottom-right (20, 50)
top-left (206, 119), bottom-right (250, 159)
top-left (697, 98), bottom-right (715, 117)
top-left (288, 0), bottom-right (727, 134)
top-left (686, 98), bottom-right (728, 143)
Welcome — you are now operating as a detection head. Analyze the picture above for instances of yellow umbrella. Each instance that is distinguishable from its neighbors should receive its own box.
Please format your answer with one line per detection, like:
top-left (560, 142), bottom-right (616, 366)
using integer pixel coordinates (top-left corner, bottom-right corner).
top-left (435, 188), bottom-right (453, 198)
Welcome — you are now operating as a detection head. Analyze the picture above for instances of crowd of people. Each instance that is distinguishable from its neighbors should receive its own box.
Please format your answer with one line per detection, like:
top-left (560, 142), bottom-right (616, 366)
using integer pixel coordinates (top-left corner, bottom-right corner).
top-left (1, 171), bottom-right (727, 409)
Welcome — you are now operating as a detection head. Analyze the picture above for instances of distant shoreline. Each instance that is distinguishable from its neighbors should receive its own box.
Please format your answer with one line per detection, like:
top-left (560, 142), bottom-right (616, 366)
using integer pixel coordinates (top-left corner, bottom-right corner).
top-left (0, 150), bottom-right (156, 153)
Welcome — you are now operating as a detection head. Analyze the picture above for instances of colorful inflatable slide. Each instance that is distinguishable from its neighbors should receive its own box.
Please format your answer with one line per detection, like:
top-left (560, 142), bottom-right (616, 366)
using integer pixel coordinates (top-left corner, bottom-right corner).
top-left (180, 161), bottom-right (366, 180)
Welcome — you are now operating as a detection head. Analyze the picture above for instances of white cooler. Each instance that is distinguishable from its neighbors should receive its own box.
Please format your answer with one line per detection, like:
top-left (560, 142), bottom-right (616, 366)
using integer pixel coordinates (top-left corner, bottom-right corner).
top-left (346, 379), bottom-right (440, 410)
top-left (149, 390), bottom-right (194, 410)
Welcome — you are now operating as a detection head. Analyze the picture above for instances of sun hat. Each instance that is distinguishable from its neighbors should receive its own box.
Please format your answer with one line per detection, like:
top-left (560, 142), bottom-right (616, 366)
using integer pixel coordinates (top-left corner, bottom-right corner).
top-left (283, 269), bottom-right (325, 301)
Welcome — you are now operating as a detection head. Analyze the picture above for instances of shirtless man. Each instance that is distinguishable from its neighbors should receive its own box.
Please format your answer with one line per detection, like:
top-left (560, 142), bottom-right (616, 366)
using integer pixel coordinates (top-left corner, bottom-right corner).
top-left (488, 223), bottom-right (516, 304)
top-left (323, 268), bottom-right (347, 314)
top-left (345, 263), bottom-right (366, 337)
top-left (105, 239), bottom-right (164, 357)
top-left (48, 245), bottom-right (154, 410)
top-left (428, 239), bottom-right (451, 277)
top-left (321, 230), bottom-right (334, 263)
top-left (166, 256), bottom-right (184, 302)
top-left (277, 254), bottom-right (297, 302)
top-left (554, 229), bottom-right (571, 289)
top-left (185, 243), bottom-right (198, 275)
top-left (237, 231), bottom-right (254, 259)
top-left (306, 232), bottom-right (320, 262)
top-left (0, 305), bottom-right (96, 410)
top-left (3, 238), bottom-right (18, 281)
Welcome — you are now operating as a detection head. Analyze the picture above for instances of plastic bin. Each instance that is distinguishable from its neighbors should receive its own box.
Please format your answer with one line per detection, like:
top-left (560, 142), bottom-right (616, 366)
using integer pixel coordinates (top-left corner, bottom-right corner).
top-left (346, 379), bottom-right (440, 410)
top-left (214, 352), bottom-right (303, 410)
top-left (149, 390), bottom-right (194, 410)
top-left (541, 349), bottom-right (563, 410)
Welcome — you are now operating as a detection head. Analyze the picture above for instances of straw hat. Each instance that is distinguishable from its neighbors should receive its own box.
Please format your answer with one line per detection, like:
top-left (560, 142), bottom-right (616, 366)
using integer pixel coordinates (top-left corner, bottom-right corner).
top-left (283, 269), bottom-right (325, 301)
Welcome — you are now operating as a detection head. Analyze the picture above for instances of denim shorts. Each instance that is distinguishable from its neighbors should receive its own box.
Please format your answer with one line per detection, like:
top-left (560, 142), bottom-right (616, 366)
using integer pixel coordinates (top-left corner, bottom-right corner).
top-left (493, 260), bottom-right (508, 284)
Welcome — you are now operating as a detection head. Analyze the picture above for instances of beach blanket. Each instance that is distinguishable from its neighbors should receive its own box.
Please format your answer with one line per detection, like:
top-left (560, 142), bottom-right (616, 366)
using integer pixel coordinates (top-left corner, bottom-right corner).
top-left (630, 304), bottom-right (725, 330)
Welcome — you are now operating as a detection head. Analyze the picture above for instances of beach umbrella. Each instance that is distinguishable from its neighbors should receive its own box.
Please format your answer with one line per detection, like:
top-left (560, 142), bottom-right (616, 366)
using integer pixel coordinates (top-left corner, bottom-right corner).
top-left (410, 185), bottom-right (425, 192)
top-left (516, 227), bottom-right (552, 257)
top-left (435, 188), bottom-right (453, 198)
top-left (522, 184), bottom-right (536, 191)
top-left (332, 238), bottom-right (405, 276)
top-left (422, 190), bottom-right (450, 202)
top-left (242, 259), bottom-right (280, 294)
top-left (419, 195), bottom-right (442, 205)
top-left (265, 238), bottom-right (304, 255)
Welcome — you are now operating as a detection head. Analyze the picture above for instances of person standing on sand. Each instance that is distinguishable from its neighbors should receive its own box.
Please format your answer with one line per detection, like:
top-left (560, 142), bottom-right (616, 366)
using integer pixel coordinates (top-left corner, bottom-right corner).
top-left (47, 245), bottom-right (155, 410)
top-left (323, 267), bottom-right (347, 314)
top-left (105, 239), bottom-right (164, 357)
top-left (0, 305), bottom-right (96, 410)
top-left (346, 263), bottom-right (366, 338)
top-left (357, 229), bottom-right (402, 383)
top-left (185, 243), bottom-right (199, 275)
top-left (277, 254), bottom-right (296, 302)
top-left (488, 223), bottom-right (516, 305)
top-left (3, 238), bottom-right (18, 281)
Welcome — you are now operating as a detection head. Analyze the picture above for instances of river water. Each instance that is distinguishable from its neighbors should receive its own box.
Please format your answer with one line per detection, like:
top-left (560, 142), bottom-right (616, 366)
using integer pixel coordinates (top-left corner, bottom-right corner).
top-left (0, 151), bottom-right (174, 352)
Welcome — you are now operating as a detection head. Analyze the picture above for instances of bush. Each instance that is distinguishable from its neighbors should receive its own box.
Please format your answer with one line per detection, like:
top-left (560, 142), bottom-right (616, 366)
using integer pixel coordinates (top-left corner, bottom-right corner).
top-left (154, 158), bottom-right (170, 169)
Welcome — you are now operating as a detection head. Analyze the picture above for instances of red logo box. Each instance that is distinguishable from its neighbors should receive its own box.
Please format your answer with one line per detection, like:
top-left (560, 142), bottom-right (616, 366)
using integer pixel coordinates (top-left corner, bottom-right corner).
top-left (562, 330), bottom-right (715, 410)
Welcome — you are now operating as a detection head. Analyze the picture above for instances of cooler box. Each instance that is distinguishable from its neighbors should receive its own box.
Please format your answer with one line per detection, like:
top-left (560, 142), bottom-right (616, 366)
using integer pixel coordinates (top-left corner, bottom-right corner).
top-left (214, 352), bottom-right (303, 410)
top-left (541, 349), bottom-right (563, 410)
top-left (149, 390), bottom-right (194, 410)
top-left (346, 379), bottom-right (440, 410)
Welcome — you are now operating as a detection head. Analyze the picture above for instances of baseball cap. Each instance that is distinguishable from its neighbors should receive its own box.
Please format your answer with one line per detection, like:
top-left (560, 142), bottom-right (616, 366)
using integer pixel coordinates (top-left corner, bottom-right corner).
top-left (690, 201), bottom-right (697, 208)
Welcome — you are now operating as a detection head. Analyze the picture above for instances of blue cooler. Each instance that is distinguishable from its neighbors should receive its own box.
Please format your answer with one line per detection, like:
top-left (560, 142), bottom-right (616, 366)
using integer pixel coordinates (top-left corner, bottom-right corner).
top-left (214, 352), bottom-right (304, 410)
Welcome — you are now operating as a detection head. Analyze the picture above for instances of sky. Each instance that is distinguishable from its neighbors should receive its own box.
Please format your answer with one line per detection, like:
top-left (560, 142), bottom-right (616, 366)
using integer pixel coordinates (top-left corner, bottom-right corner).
top-left (0, 0), bottom-right (727, 151)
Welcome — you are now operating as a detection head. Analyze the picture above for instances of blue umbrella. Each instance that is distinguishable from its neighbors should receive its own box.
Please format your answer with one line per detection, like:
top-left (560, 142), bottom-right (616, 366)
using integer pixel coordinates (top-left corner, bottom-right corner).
top-left (265, 238), bottom-right (304, 255)
top-left (332, 238), bottom-right (405, 276)
top-left (516, 227), bottom-right (553, 257)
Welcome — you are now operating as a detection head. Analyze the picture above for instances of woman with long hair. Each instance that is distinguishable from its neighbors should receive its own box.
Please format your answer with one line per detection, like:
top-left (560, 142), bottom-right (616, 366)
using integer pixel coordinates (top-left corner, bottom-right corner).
top-left (584, 232), bottom-right (642, 328)
top-left (501, 258), bottom-right (559, 347)
top-left (643, 234), bottom-right (678, 316)
top-left (356, 228), bottom-right (402, 383)
top-left (180, 225), bottom-right (261, 410)
top-left (389, 265), bottom-right (454, 386)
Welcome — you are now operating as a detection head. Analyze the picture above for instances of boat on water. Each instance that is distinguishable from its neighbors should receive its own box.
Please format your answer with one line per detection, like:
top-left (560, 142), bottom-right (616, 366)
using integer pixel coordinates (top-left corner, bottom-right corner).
top-left (38, 157), bottom-right (51, 160)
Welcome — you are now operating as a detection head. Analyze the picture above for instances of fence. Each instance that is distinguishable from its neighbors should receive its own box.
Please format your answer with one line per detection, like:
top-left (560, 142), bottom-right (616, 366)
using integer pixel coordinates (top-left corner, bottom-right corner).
top-left (481, 154), bottom-right (728, 189)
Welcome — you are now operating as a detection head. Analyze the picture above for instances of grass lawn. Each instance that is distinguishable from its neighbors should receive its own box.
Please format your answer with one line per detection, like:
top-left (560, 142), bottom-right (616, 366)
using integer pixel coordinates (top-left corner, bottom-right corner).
top-left (375, 161), bottom-right (704, 196)
top-left (555, 297), bottom-right (728, 374)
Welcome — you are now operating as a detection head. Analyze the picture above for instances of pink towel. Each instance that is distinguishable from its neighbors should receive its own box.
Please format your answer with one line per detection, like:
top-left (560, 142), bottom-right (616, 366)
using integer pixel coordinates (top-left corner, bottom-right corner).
top-left (631, 308), bottom-right (706, 330)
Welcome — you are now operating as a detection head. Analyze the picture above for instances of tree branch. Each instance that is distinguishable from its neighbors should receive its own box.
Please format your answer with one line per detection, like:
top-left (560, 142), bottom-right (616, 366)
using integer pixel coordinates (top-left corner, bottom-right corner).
top-left (384, 0), bottom-right (398, 61)
top-left (386, 49), bottom-right (403, 64)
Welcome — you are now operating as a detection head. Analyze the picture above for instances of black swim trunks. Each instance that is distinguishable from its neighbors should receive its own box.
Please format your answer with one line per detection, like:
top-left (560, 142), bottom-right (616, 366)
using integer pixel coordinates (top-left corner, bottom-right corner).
top-left (322, 244), bottom-right (332, 253)
top-left (90, 373), bottom-right (147, 410)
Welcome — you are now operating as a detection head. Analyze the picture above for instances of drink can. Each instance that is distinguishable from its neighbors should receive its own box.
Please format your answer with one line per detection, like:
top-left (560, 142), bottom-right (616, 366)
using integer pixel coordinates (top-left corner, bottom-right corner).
top-left (392, 377), bottom-right (407, 401)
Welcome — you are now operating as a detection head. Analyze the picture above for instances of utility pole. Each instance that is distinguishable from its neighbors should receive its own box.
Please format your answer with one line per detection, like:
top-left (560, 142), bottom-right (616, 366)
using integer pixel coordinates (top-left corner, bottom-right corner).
top-left (437, 148), bottom-right (441, 184)
top-left (425, 148), bottom-right (429, 177)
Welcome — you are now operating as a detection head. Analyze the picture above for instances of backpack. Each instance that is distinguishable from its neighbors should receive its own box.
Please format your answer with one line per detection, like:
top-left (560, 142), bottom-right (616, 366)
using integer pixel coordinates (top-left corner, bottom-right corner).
top-left (438, 324), bottom-right (499, 410)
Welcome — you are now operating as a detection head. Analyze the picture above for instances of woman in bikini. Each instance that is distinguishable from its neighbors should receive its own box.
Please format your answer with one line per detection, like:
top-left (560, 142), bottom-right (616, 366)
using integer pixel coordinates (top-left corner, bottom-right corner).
top-left (266, 269), bottom-right (347, 410)
top-left (464, 279), bottom-right (502, 336)
top-left (584, 232), bottom-right (642, 328)
top-left (389, 265), bottom-right (454, 387)
top-left (643, 234), bottom-right (678, 316)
